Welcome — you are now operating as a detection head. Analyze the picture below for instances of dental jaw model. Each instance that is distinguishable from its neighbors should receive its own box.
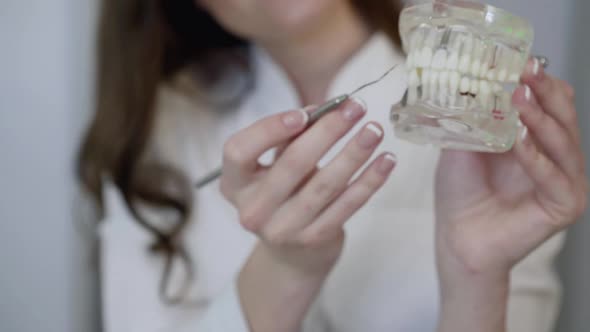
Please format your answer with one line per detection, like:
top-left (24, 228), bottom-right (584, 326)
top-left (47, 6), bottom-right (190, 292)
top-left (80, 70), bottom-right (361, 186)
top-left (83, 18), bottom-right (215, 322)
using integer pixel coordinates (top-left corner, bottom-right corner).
top-left (391, 0), bottom-right (534, 153)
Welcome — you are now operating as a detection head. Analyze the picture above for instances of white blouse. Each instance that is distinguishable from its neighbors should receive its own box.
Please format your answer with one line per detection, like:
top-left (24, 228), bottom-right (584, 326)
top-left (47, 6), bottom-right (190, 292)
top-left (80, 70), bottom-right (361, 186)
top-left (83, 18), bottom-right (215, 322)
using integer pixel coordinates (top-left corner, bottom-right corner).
top-left (99, 33), bottom-right (565, 332)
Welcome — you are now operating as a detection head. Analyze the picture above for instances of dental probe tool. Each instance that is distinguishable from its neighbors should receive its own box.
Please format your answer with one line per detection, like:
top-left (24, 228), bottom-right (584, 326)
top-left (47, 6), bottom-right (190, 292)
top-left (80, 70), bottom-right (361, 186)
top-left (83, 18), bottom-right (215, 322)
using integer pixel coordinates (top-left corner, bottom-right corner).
top-left (194, 64), bottom-right (400, 189)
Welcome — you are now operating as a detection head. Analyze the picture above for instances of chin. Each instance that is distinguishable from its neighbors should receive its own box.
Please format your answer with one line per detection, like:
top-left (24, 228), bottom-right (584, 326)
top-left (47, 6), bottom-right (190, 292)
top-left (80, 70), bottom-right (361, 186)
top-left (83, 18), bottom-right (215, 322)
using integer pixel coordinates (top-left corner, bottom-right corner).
top-left (197, 0), bottom-right (342, 42)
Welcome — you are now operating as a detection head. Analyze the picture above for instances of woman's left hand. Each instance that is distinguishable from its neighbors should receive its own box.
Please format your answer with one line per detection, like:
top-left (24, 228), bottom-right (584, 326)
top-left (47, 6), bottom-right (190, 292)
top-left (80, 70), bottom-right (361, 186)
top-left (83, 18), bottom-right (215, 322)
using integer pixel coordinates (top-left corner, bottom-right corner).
top-left (435, 58), bottom-right (588, 331)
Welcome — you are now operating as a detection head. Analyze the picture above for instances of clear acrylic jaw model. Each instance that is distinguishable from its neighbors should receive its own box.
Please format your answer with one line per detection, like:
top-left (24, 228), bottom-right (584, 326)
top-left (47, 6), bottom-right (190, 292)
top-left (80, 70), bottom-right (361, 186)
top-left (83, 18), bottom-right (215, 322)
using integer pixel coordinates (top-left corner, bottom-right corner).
top-left (391, 0), bottom-right (534, 153)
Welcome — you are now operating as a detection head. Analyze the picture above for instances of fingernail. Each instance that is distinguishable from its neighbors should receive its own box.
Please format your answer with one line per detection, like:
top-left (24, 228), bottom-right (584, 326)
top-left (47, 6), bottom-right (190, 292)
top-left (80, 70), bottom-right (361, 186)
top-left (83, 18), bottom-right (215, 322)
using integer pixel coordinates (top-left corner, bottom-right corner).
top-left (526, 58), bottom-right (542, 77)
top-left (282, 110), bottom-right (309, 129)
top-left (350, 96), bottom-right (367, 111)
top-left (343, 97), bottom-right (367, 121)
top-left (358, 123), bottom-right (383, 149)
top-left (532, 57), bottom-right (540, 76)
top-left (377, 153), bottom-right (397, 175)
top-left (524, 85), bottom-right (532, 101)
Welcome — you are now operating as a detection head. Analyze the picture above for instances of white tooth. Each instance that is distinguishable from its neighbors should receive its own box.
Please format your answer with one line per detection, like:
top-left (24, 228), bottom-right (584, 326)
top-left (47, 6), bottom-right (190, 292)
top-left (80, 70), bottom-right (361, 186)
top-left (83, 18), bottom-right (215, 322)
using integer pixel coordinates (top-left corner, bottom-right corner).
top-left (463, 35), bottom-right (474, 54)
top-left (412, 49), bottom-right (420, 68)
top-left (459, 55), bottom-right (471, 74)
top-left (424, 28), bottom-right (438, 48)
top-left (439, 70), bottom-right (450, 104)
top-left (406, 51), bottom-right (415, 69)
top-left (446, 52), bottom-right (459, 71)
top-left (473, 39), bottom-right (485, 58)
top-left (450, 72), bottom-right (460, 95)
top-left (492, 82), bottom-right (503, 94)
top-left (432, 49), bottom-right (447, 70)
top-left (490, 45), bottom-right (503, 79)
top-left (479, 81), bottom-right (491, 107)
top-left (409, 69), bottom-right (420, 87)
top-left (497, 69), bottom-right (508, 82)
top-left (418, 29), bottom-right (438, 68)
top-left (508, 73), bottom-right (520, 83)
top-left (422, 69), bottom-right (432, 99)
top-left (480, 46), bottom-right (496, 81)
top-left (486, 69), bottom-right (497, 81)
top-left (470, 59), bottom-right (481, 77)
top-left (469, 79), bottom-right (479, 96)
top-left (511, 52), bottom-right (523, 69)
top-left (479, 47), bottom-right (491, 78)
top-left (480, 67), bottom-right (489, 79)
top-left (458, 36), bottom-right (474, 74)
top-left (471, 40), bottom-right (485, 77)
top-left (460, 76), bottom-right (470, 94)
top-left (451, 33), bottom-right (463, 51)
top-left (439, 70), bottom-right (450, 86)
top-left (429, 70), bottom-right (439, 99)
top-left (418, 47), bottom-right (433, 68)
top-left (497, 47), bottom-right (514, 82)
top-left (446, 34), bottom-right (462, 71)
top-left (409, 29), bottom-right (423, 50)
top-left (507, 54), bottom-right (523, 82)
top-left (484, 45), bottom-right (500, 79)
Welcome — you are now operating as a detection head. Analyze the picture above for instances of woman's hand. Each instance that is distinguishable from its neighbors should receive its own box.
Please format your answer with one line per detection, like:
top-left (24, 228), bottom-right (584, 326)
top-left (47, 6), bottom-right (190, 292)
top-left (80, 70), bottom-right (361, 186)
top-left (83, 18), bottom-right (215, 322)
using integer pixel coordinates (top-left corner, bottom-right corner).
top-left (220, 99), bottom-right (396, 332)
top-left (435, 58), bottom-right (588, 332)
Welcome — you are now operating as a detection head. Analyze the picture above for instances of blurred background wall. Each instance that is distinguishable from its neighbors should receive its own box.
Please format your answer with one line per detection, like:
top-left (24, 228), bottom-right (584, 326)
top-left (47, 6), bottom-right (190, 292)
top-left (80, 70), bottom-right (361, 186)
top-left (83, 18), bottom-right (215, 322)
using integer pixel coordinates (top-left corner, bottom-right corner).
top-left (556, 0), bottom-right (590, 329)
top-left (0, 0), bottom-right (587, 331)
top-left (0, 0), bottom-right (99, 331)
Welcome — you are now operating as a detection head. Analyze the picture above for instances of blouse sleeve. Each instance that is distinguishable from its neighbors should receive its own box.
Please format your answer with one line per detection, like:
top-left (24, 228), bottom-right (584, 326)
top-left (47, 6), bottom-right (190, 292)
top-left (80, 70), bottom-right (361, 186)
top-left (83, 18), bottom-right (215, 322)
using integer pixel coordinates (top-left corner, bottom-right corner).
top-left (99, 183), bottom-right (251, 332)
top-left (506, 231), bottom-right (566, 332)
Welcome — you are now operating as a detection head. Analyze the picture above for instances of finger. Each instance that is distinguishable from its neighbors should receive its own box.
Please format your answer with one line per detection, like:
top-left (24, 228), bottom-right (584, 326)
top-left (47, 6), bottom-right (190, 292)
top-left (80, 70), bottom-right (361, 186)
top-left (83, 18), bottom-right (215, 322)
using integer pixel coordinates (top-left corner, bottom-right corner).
top-left (513, 85), bottom-right (584, 180)
top-left (274, 105), bottom-right (319, 158)
top-left (222, 108), bottom-right (309, 185)
top-left (298, 153), bottom-right (397, 246)
top-left (242, 99), bottom-right (367, 229)
top-left (513, 125), bottom-right (576, 220)
top-left (265, 122), bottom-right (384, 238)
top-left (507, 126), bottom-right (584, 255)
top-left (520, 58), bottom-right (580, 145)
top-left (556, 79), bottom-right (575, 100)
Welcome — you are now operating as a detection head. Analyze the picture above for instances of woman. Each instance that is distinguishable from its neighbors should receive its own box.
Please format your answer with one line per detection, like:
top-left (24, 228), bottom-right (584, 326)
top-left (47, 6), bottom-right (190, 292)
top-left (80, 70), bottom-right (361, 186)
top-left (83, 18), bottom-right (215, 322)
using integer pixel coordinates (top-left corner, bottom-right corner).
top-left (79, 0), bottom-right (588, 331)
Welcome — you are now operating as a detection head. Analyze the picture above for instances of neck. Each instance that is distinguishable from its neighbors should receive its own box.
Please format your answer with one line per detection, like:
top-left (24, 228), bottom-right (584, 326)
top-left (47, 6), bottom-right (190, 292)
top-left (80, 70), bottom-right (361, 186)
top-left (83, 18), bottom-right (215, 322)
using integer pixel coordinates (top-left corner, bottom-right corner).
top-left (259, 4), bottom-right (371, 106)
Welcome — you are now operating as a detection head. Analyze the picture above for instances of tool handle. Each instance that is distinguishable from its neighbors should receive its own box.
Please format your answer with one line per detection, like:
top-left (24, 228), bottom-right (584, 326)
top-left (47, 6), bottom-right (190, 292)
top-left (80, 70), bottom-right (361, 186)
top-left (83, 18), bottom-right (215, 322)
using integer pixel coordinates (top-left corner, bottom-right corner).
top-left (194, 94), bottom-right (349, 189)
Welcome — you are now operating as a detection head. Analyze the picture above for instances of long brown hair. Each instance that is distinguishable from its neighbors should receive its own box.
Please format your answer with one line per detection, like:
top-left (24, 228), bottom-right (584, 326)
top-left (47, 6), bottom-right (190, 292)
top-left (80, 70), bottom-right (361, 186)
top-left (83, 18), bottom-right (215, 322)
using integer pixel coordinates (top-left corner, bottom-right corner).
top-left (78, 0), bottom-right (403, 303)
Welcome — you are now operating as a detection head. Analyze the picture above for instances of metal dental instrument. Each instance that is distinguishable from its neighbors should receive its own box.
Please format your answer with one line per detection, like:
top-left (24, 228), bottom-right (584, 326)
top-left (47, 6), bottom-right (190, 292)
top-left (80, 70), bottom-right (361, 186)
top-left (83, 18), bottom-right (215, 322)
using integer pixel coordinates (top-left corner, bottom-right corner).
top-left (194, 64), bottom-right (400, 189)
top-left (534, 55), bottom-right (549, 69)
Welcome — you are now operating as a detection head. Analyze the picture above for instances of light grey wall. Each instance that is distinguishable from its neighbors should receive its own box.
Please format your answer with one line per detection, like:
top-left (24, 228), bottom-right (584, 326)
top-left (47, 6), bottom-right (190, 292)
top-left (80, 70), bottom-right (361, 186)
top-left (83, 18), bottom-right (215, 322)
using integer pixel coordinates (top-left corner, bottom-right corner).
top-left (0, 0), bottom-right (98, 331)
top-left (557, 0), bottom-right (590, 330)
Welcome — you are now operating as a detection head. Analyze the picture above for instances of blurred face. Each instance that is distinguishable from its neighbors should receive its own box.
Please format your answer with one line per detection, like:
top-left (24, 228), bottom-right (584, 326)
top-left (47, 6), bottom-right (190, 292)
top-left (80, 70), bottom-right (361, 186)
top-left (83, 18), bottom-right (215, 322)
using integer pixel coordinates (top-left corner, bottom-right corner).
top-left (196, 0), bottom-right (351, 43)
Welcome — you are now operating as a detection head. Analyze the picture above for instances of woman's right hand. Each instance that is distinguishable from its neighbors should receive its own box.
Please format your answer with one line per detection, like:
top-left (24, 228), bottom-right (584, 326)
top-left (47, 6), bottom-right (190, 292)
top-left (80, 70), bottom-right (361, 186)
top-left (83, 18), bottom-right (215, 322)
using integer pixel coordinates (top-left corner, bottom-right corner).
top-left (219, 99), bottom-right (396, 332)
